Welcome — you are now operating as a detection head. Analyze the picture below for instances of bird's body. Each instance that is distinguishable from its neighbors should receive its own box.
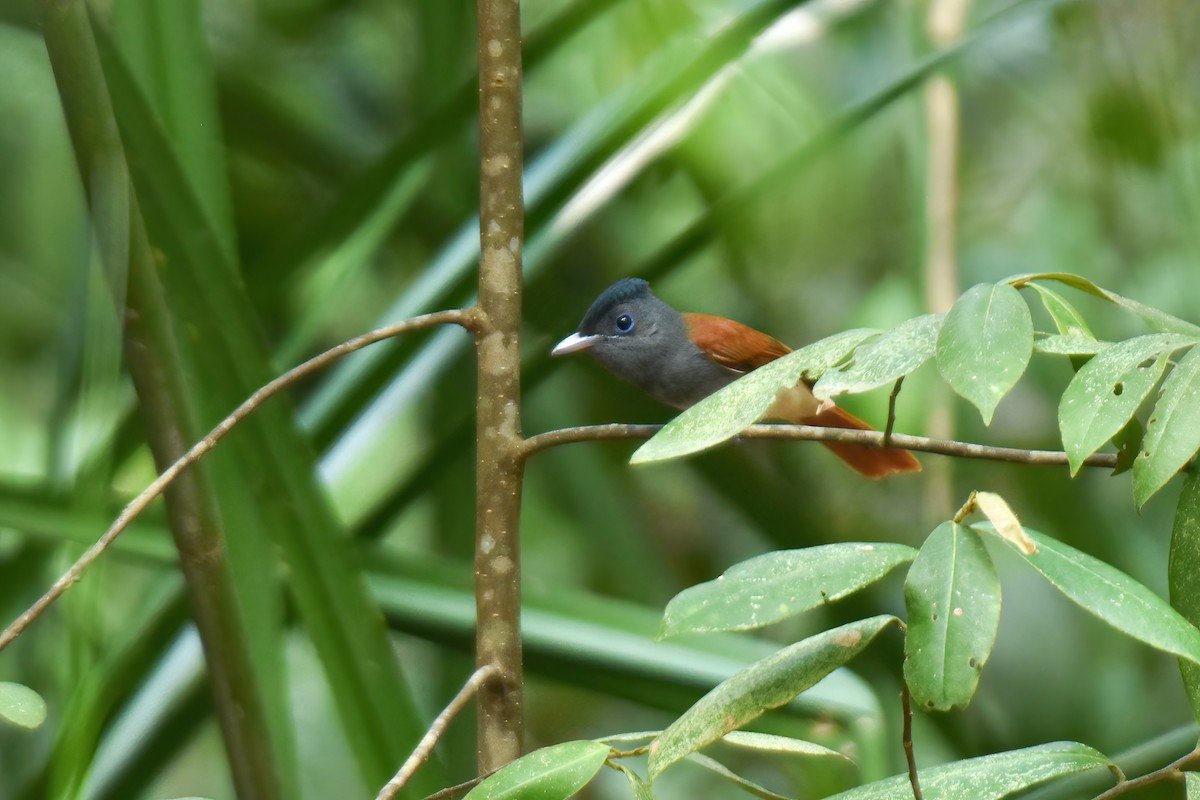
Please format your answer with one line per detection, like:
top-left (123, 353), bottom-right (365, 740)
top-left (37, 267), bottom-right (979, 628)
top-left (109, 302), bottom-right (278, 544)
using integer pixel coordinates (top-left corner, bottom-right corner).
top-left (552, 278), bottom-right (920, 478)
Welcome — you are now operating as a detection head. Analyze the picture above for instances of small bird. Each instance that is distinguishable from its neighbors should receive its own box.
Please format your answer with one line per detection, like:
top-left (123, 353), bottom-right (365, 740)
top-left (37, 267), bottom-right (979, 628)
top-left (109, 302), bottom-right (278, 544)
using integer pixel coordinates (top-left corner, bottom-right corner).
top-left (551, 278), bottom-right (920, 478)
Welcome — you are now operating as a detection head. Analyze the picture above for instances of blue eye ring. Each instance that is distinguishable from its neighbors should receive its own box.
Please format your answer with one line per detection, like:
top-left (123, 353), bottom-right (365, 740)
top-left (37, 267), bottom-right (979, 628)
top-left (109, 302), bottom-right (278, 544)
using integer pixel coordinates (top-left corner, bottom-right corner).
top-left (615, 313), bottom-right (635, 333)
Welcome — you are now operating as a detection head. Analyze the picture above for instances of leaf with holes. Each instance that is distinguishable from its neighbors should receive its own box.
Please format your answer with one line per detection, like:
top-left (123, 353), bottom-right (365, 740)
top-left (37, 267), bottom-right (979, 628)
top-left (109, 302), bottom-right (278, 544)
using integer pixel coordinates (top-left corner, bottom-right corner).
top-left (813, 314), bottom-right (943, 399)
top-left (1058, 334), bottom-right (1193, 475)
top-left (904, 523), bottom-right (1001, 711)
top-left (660, 543), bottom-right (916, 637)
top-left (1134, 344), bottom-right (1200, 506)
top-left (647, 616), bottom-right (895, 779)
top-left (936, 283), bottom-right (1033, 424)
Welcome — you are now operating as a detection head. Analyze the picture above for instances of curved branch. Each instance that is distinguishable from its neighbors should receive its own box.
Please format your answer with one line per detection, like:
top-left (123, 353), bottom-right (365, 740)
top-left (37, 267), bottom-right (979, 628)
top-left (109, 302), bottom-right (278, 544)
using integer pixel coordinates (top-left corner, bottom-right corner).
top-left (0, 309), bottom-right (475, 653)
top-left (1091, 746), bottom-right (1200, 799)
top-left (520, 423), bottom-right (1120, 469)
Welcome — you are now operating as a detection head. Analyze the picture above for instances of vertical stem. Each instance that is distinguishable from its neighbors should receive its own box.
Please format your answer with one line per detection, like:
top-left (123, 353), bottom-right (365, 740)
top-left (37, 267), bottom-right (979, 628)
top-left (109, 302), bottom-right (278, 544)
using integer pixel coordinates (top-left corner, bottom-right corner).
top-left (474, 0), bottom-right (526, 774)
top-left (922, 0), bottom-right (970, 518)
top-left (38, 1), bottom-right (282, 796)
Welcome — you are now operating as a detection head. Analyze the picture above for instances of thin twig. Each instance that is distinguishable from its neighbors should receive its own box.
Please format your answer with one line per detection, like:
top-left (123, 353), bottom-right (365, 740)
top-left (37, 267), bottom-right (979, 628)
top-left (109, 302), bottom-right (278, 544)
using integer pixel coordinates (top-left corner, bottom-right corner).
top-left (419, 770), bottom-right (498, 800)
top-left (1090, 747), bottom-right (1200, 799)
top-left (902, 684), bottom-right (924, 800)
top-left (376, 665), bottom-right (500, 800)
top-left (0, 309), bottom-right (475, 653)
top-left (520, 423), bottom-right (1120, 469)
top-left (885, 377), bottom-right (904, 445)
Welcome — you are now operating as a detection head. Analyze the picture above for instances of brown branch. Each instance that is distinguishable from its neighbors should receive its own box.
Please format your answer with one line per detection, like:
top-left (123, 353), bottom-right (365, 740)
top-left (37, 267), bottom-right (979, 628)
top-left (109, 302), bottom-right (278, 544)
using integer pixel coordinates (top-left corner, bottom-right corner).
top-left (474, 0), bottom-right (526, 775)
top-left (376, 666), bottom-right (499, 800)
top-left (1091, 747), bottom-right (1200, 799)
top-left (419, 770), bottom-right (500, 800)
top-left (902, 684), bottom-right (923, 800)
top-left (0, 310), bottom-right (474, 653)
top-left (520, 423), bottom-right (1120, 469)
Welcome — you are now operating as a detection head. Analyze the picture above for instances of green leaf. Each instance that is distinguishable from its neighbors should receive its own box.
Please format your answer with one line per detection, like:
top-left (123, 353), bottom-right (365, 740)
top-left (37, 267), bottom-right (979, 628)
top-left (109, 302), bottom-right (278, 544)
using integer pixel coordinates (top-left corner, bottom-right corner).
top-left (660, 543), bottom-right (917, 637)
top-left (614, 763), bottom-right (656, 800)
top-left (1010, 273), bottom-right (1200, 337)
top-left (0, 682), bottom-right (48, 730)
top-left (822, 741), bottom-right (1114, 799)
top-left (685, 754), bottom-right (793, 800)
top-left (904, 523), bottom-right (1001, 711)
top-left (975, 524), bottom-right (1200, 666)
top-left (1058, 334), bottom-right (1193, 475)
top-left (936, 283), bottom-right (1034, 424)
top-left (631, 329), bottom-right (879, 464)
top-left (1187, 771), bottom-right (1200, 800)
top-left (722, 731), bottom-right (849, 760)
top-left (813, 314), bottom-right (943, 399)
top-left (1134, 344), bottom-right (1200, 505)
top-left (1033, 334), bottom-right (1109, 356)
top-left (1170, 471), bottom-right (1200, 724)
top-left (463, 740), bottom-right (610, 800)
top-left (1026, 283), bottom-right (1095, 337)
top-left (647, 615), bottom-right (895, 779)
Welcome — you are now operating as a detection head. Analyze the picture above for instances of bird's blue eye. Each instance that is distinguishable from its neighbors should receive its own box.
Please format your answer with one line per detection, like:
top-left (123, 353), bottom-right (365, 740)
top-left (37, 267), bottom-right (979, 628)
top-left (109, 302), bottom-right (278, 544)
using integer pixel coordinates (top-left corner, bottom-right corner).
top-left (615, 313), bottom-right (635, 333)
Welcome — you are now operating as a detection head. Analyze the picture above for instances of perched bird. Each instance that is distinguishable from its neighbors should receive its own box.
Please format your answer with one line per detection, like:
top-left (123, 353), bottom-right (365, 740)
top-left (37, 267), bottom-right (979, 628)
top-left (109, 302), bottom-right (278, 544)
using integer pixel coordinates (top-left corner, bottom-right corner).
top-left (551, 278), bottom-right (920, 478)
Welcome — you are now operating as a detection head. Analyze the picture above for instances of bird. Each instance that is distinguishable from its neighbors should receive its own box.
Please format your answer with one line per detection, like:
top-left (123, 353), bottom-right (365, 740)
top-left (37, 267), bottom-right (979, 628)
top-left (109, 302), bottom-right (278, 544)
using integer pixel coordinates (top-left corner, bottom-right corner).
top-left (551, 277), bottom-right (920, 478)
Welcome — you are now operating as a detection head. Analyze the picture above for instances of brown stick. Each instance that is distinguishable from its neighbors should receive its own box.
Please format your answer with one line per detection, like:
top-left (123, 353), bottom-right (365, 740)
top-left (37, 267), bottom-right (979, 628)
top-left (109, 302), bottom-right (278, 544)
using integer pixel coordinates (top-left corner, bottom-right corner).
top-left (902, 684), bottom-right (924, 800)
top-left (0, 310), bottom-right (474, 653)
top-left (376, 666), bottom-right (499, 800)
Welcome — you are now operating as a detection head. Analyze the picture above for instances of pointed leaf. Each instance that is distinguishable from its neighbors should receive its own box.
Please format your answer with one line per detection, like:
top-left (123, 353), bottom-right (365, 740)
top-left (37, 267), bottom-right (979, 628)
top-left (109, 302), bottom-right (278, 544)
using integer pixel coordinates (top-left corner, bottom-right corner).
top-left (1010, 273), bottom-right (1200, 337)
top-left (1170, 471), bottom-right (1200, 724)
top-left (647, 616), bottom-right (896, 779)
top-left (936, 283), bottom-right (1033, 424)
top-left (722, 731), bottom-right (849, 760)
top-left (660, 543), bottom-right (917, 637)
top-left (1134, 344), bottom-right (1200, 505)
top-left (973, 491), bottom-right (1037, 554)
top-left (813, 314), bottom-right (943, 399)
top-left (904, 523), bottom-right (1001, 711)
top-left (685, 754), bottom-right (793, 800)
top-left (0, 682), bottom-right (47, 730)
top-left (823, 741), bottom-right (1114, 800)
top-left (463, 741), bottom-right (611, 800)
top-left (1026, 283), bottom-right (1095, 338)
top-left (631, 329), bottom-right (879, 464)
top-left (1058, 334), bottom-right (1193, 475)
top-left (975, 524), bottom-right (1200, 666)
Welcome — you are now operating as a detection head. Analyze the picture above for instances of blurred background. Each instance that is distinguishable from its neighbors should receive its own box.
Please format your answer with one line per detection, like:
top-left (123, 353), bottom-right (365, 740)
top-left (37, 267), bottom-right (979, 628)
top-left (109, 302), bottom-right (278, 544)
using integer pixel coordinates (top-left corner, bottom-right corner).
top-left (1, 0), bottom-right (1199, 797)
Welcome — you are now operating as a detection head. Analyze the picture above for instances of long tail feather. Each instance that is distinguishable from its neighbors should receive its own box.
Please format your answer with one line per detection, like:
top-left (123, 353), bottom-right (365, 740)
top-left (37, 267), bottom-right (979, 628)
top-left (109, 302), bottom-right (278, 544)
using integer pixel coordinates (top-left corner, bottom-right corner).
top-left (804, 405), bottom-right (922, 478)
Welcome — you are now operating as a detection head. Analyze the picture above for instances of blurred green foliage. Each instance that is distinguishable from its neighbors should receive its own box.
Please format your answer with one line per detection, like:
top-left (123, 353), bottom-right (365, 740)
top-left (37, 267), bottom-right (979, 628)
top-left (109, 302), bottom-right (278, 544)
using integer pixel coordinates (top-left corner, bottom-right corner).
top-left (1, 0), bottom-right (1199, 798)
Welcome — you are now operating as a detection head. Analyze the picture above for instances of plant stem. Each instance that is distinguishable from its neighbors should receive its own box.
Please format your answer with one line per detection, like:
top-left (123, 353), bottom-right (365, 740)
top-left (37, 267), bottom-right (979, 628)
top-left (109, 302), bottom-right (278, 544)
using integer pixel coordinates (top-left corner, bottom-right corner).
top-left (474, 0), bottom-right (527, 774)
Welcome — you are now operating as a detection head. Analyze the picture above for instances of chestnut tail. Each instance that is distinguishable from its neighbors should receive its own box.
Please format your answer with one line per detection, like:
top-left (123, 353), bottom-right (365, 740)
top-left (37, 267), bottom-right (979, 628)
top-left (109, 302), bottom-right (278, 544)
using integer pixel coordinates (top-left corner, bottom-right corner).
top-left (804, 405), bottom-right (922, 478)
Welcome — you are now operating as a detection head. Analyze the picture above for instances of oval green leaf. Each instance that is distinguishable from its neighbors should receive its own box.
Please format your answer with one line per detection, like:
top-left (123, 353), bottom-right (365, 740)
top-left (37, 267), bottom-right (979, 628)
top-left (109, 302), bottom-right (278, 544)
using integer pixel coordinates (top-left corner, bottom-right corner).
top-left (822, 741), bottom-right (1114, 799)
top-left (0, 682), bottom-right (48, 730)
top-left (647, 615), bottom-right (895, 779)
top-left (614, 764), bottom-right (655, 800)
top-left (1058, 334), bottom-right (1193, 475)
top-left (904, 522), bottom-right (1001, 712)
top-left (813, 314), bottom-right (943, 399)
top-left (936, 283), bottom-right (1033, 425)
top-left (1169, 471), bottom-right (1200, 724)
top-left (463, 740), bottom-right (611, 800)
top-left (660, 543), bottom-right (917, 637)
top-left (974, 524), bottom-right (1200, 666)
top-left (1187, 771), bottom-right (1200, 800)
top-left (1134, 344), bottom-right (1200, 506)
top-left (630, 329), bottom-right (879, 464)
top-left (1026, 282), bottom-right (1095, 337)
